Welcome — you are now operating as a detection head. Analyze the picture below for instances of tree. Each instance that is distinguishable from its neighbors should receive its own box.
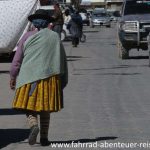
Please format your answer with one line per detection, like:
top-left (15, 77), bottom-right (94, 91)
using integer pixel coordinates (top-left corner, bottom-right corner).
top-left (71, 0), bottom-right (81, 10)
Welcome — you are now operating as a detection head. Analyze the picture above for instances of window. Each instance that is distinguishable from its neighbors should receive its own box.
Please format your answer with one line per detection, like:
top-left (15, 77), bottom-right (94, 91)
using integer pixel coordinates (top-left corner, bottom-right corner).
top-left (93, 13), bottom-right (108, 17)
top-left (124, 0), bottom-right (150, 15)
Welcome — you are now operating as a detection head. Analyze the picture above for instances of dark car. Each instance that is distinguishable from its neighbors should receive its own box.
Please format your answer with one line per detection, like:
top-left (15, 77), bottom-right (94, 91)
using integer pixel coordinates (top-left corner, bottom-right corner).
top-left (107, 10), bottom-right (120, 22)
top-left (118, 0), bottom-right (150, 59)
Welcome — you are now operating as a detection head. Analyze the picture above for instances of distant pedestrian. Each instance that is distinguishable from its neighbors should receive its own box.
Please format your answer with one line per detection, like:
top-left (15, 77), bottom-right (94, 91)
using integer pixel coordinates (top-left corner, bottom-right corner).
top-left (67, 11), bottom-right (83, 47)
top-left (64, 9), bottom-right (71, 25)
top-left (52, 3), bottom-right (64, 39)
top-left (10, 9), bottom-right (68, 146)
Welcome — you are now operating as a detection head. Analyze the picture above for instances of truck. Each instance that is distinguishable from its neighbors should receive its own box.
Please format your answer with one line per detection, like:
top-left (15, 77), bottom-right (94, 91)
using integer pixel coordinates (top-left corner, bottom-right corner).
top-left (118, 0), bottom-right (150, 59)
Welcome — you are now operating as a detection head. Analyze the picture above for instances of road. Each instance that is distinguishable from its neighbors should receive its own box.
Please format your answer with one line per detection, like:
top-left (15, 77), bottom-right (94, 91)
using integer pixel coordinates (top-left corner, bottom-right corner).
top-left (1, 24), bottom-right (150, 150)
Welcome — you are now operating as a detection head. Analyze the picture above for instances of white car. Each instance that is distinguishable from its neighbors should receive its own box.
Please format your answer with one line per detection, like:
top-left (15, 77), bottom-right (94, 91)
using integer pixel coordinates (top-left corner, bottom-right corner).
top-left (90, 11), bottom-right (111, 28)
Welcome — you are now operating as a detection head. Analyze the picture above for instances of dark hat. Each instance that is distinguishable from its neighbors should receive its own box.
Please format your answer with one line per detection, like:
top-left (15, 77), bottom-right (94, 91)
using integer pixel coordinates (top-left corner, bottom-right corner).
top-left (55, 3), bottom-right (59, 7)
top-left (54, 1), bottom-right (59, 6)
top-left (28, 9), bottom-right (54, 22)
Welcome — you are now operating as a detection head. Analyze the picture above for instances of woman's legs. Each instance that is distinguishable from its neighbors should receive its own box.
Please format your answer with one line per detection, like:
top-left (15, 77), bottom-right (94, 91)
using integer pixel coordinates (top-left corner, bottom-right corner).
top-left (26, 113), bottom-right (38, 128)
top-left (72, 37), bottom-right (76, 46)
top-left (26, 111), bottom-right (50, 146)
top-left (72, 37), bottom-right (79, 47)
top-left (26, 112), bottom-right (39, 145)
top-left (40, 112), bottom-right (50, 146)
top-left (76, 38), bottom-right (79, 46)
top-left (40, 112), bottom-right (50, 139)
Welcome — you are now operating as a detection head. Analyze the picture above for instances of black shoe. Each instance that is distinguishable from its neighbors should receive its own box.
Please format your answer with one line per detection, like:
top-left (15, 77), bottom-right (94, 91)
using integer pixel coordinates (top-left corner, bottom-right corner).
top-left (40, 138), bottom-right (50, 146)
top-left (28, 125), bottom-right (39, 145)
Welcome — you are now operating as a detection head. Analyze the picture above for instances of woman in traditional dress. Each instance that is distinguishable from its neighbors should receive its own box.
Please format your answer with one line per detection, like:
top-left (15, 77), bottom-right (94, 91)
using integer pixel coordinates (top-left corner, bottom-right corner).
top-left (10, 9), bottom-right (68, 146)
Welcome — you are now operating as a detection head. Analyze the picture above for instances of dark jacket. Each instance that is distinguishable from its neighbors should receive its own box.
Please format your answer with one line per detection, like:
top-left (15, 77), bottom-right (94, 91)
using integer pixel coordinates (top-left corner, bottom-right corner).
top-left (67, 13), bottom-right (83, 38)
top-left (52, 9), bottom-right (64, 25)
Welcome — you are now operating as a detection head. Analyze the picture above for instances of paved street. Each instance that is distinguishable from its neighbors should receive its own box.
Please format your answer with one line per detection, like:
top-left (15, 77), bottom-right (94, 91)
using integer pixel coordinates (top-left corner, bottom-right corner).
top-left (1, 24), bottom-right (150, 150)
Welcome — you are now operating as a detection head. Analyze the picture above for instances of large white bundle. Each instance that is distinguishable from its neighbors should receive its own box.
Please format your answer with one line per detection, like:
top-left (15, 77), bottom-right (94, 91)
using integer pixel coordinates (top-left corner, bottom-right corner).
top-left (0, 0), bottom-right (39, 53)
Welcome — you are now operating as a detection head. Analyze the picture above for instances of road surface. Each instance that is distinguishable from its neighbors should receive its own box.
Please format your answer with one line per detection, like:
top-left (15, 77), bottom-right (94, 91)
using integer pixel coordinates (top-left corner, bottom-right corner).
top-left (1, 24), bottom-right (150, 150)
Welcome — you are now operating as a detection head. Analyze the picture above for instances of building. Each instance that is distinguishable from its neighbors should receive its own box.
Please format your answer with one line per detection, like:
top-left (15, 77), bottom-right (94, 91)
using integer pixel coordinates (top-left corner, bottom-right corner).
top-left (40, 0), bottom-right (123, 9)
top-left (90, 0), bottom-right (106, 7)
top-left (66, 0), bottom-right (106, 7)
top-left (40, 0), bottom-right (66, 5)
top-left (106, 0), bottom-right (123, 11)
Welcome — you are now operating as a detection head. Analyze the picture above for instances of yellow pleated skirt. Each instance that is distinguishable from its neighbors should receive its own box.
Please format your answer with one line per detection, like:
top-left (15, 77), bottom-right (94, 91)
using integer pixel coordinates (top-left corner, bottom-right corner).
top-left (12, 75), bottom-right (63, 112)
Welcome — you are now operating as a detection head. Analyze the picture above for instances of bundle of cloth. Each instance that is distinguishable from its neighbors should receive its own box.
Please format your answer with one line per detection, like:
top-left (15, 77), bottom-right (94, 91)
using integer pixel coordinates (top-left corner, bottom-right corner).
top-left (0, 0), bottom-right (39, 53)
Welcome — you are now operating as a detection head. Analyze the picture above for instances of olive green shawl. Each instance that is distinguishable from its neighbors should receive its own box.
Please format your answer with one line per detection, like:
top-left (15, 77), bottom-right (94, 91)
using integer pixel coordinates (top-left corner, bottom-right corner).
top-left (16, 28), bottom-right (68, 89)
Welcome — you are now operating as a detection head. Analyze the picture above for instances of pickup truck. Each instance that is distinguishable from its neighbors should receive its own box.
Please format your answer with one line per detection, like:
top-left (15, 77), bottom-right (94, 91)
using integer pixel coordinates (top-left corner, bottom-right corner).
top-left (118, 0), bottom-right (150, 59)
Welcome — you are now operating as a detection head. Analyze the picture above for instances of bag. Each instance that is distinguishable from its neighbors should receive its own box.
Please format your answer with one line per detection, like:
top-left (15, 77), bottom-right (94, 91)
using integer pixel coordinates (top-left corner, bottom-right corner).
top-left (80, 33), bottom-right (86, 43)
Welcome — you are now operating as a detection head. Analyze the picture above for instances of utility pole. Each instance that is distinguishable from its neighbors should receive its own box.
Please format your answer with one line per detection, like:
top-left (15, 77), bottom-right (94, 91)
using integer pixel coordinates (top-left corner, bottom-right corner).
top-left (71, 0), bottom-right (81, 9)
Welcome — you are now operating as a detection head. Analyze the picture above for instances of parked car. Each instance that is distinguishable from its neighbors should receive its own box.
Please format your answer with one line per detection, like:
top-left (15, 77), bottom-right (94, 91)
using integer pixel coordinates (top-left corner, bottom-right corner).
top-left (107, 10), bottom-right (118, 22)
top-left (118, 0), bottom-right (150, 59)
top-left (94, 8), bottom-right (105, 12)
top-left (90, 11), bottom-right (111, 28)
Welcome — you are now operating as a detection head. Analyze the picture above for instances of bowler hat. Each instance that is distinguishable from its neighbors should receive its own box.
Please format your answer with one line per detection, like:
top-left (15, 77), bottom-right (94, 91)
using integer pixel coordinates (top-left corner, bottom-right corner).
top-left (54, 2), bottom-right (60, 7)
top-left (28, 9), bottom-right (54, 22)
